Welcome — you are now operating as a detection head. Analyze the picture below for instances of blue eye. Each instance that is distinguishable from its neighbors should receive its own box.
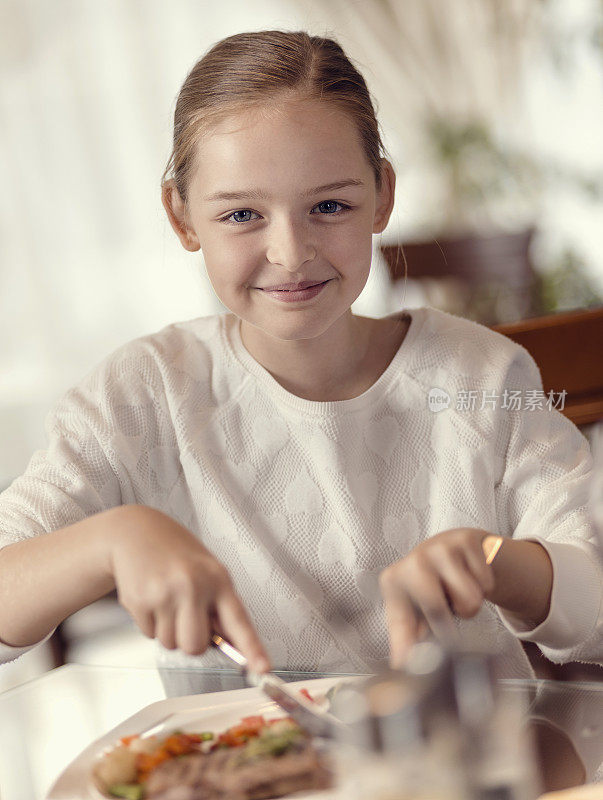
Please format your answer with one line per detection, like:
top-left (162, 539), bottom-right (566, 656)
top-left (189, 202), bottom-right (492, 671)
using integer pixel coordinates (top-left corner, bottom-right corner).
top-left (220, 201), bottom-right (351, 225)
top-left (226, 210), bottom-right (259, 224)
top-left (314, 200), bottom-right (347, 215)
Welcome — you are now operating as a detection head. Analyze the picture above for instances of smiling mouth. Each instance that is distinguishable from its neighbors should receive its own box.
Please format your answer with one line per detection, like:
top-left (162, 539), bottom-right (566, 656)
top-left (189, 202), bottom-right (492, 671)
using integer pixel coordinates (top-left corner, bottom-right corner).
top-left (258, 280), bottom-right (330, 292)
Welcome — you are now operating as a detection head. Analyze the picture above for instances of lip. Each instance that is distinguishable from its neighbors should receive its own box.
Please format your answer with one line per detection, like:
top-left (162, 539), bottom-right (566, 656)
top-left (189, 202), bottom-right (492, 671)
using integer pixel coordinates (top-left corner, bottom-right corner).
top-left (259, 280), bottom-right (329, 291)
top-left (257, 280), bottom-right (331, 303)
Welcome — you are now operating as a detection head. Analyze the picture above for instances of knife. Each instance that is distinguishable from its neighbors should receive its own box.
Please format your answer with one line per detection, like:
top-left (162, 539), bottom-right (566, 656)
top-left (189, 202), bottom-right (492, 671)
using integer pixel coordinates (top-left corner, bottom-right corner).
top-left (210, 634), bottom-right (345, 739)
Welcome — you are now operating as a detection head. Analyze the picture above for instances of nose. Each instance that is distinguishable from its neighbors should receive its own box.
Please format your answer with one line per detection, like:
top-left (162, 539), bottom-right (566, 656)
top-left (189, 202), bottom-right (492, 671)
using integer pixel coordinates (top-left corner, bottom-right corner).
top-left (265, 216), bottom-right (316, 272)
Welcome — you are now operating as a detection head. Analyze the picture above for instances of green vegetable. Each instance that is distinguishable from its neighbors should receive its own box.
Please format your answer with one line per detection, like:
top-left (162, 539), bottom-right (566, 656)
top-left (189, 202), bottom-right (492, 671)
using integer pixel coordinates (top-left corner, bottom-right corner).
top-left (108, 782), bottom-right (143, 800)
top-left (197, 732), bottom-right (214, 741)
top-left (231, 723), bottom-right (305, 766)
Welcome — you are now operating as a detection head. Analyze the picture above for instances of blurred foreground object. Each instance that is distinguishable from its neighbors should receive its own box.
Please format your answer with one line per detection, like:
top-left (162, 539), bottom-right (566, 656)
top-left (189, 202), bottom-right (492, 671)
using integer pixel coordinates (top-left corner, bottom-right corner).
top-left (331, 642), bottom-right (541, 800)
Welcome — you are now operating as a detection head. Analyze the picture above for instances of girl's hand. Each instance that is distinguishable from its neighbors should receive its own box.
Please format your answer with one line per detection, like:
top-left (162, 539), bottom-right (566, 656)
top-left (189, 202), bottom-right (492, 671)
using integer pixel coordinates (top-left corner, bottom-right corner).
top-left (379, 528), bottom-right (496, 666)
top-left (105, 505), bottom-right (270, 673)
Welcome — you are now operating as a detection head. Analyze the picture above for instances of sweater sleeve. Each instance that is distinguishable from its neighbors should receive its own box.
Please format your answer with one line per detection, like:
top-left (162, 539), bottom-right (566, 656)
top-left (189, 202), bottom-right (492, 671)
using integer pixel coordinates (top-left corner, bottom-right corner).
top-left (0, 395), bottom-right (123, 549)
top-left (0, 348), bottom-right (157, 664)
top-left (493, 345), bottom-right (603, 665)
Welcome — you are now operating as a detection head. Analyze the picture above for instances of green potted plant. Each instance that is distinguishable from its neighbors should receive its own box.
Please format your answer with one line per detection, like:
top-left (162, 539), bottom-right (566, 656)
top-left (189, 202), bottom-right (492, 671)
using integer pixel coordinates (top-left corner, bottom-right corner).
top-left (373, 0), bottom-right (603, 323)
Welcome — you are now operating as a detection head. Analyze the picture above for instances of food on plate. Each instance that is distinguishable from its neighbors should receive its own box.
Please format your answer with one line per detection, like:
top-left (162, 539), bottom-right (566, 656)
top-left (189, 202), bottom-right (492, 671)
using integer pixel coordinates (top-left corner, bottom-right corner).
top-left (93, 695), bottom-right (332, 800)
top-left (94, 731), bottom-right (210, 799)
top-left (145, 719), bottom-right (331, 800)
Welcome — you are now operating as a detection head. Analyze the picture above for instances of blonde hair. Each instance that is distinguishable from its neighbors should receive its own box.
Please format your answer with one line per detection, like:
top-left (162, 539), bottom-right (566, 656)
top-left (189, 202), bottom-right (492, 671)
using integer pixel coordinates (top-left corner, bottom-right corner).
top-left (161, 30), bottom-right (391, 207)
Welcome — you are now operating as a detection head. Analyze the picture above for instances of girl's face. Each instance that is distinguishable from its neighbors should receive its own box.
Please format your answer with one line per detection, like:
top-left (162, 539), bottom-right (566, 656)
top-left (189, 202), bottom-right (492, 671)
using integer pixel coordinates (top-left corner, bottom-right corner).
top-left (164, 99), bottom-right (395, 342)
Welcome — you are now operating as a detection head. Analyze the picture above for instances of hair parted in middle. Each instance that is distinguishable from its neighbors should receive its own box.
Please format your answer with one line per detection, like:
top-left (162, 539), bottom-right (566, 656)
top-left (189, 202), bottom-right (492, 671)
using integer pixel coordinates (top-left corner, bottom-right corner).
top-left (161, 29), bottom-right (391, 210)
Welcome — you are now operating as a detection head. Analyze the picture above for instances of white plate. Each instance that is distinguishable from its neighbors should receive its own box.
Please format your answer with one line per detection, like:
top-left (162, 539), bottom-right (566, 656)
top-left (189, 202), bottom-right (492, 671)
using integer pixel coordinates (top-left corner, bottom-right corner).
top-left (45, 676), bottom-right (347, 800)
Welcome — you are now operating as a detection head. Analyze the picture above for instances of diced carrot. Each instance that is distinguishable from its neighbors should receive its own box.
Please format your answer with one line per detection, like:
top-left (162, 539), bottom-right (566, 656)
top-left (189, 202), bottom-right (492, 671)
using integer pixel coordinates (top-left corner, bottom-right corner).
top-left (218, 715), bottom-right (266, 746)
top-left (299, 688), bottom-right (314, 702)
top-left (136, 751), bottom-right (168, 774)
top-left (120, 734), bottom-right (139, 746)
top-left (162, 737), bottom-right (177, 754)
top-left (240, 715), bottom-right (265, 731)
top-left (225, 725), bottom-right (246, 738)
top-left (135, 753), bottom-right (153, 773)
top-left (136, 749), bottom-right (171, 782)
top-left (217, 730), bottom-right (247, 747)
top-left (187, 732), bottom-right (213, 743)
top-left (229, 723), bottom-right (255, 738)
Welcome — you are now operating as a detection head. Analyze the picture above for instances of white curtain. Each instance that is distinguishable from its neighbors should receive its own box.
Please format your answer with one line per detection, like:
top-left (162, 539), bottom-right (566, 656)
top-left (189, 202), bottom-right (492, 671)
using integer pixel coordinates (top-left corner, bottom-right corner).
top-left (0, 0), bottom-right (403, 484)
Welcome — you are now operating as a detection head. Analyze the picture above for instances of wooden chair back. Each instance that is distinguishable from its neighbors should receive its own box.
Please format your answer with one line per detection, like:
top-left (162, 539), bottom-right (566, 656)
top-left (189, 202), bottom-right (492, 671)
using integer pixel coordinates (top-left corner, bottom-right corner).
top-left (493, 306), bottom-right (603, 427)
top-left (380, 229), bottom-right (543, 324)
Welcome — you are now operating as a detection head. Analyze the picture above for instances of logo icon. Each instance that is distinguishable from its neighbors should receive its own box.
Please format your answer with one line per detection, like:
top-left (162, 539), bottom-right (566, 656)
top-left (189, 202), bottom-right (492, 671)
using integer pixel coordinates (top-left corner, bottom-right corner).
top-left (428, 387), bottom-right (451, 413)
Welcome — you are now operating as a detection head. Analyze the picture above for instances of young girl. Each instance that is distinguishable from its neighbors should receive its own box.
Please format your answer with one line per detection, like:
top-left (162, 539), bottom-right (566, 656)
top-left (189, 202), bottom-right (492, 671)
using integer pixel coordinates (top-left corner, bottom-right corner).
top-left (0, 30), bottom-right (601, 692)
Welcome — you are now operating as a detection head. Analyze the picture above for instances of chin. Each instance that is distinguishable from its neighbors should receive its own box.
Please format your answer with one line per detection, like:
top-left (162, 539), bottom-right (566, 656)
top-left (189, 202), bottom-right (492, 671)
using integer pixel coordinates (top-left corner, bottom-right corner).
top-left (253, 310), bottom-right (338, 342)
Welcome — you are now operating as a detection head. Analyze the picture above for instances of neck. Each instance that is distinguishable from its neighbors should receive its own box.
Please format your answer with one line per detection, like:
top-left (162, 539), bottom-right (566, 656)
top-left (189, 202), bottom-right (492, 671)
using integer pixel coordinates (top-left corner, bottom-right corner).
top-left (239, 312), bottom-right (376, 401)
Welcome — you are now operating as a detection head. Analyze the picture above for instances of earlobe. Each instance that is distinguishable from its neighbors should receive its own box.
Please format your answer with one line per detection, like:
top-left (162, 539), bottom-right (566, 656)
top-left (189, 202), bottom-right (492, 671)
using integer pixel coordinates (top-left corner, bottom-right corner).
top-left (372, 159), bottom-right (396, 234)
top-left (161, 180), bottom-right (200, 252)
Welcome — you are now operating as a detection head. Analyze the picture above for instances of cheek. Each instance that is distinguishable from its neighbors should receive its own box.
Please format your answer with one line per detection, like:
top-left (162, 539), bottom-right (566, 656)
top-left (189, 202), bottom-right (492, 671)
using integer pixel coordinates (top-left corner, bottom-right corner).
top-left (330, 225), bottom-right (373, 277)
top-left (204, 240), bottom-right (256, 293)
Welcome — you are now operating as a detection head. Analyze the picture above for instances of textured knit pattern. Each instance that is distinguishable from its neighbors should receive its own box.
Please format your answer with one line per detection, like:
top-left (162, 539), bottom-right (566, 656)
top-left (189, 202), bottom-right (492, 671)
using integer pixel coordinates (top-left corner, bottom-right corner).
top-left (1, 306), bottom-right (601, 681)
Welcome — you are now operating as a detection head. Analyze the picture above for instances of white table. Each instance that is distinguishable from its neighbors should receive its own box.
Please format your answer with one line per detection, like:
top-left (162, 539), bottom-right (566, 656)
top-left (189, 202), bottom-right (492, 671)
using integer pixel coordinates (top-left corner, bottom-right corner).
top-left (1, 665), bottom-right (602, 800)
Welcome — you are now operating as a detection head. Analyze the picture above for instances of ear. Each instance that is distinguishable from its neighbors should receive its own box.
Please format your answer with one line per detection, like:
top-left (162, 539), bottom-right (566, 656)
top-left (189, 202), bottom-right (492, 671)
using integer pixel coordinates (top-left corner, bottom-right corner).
top-left (161, 179), bottom-right (201, 252)
top-left (372, 158), bottom-right (396, 234)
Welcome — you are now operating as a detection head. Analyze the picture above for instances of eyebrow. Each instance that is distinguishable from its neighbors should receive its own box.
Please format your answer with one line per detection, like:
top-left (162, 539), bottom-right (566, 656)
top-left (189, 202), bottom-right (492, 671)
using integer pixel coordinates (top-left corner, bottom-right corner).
top-left (203, 179), bottom-right (365, 203)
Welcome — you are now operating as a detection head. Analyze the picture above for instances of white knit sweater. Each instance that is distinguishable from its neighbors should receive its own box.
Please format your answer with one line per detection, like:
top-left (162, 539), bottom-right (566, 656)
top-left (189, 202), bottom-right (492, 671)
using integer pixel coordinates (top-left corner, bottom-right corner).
top-left (1, 306), bottom-right (601, 686)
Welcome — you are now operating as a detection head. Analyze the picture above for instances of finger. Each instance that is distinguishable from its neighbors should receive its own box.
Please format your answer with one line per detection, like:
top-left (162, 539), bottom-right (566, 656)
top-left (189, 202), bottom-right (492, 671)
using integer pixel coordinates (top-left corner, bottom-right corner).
top-left (176, 598), bottom-right (210, 656)
top-left (209, 610), bottom-right (226, 639)
top-left (416, 618), bottom-right (430, 642)
top-left (435, 552), bottom-right (486, 618)
top-left (214, 586), bottom-right (271, 673)
top-left (154, 610), bottom-right (177, 650)
top-left (129, 608), bottom-right (155, 640)
top-left (383, 587), bottom-right (422, 668)
top-left (404, 573), bottom-right (459, 647)
top-left (464, 538), bottom-right (496, 595)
